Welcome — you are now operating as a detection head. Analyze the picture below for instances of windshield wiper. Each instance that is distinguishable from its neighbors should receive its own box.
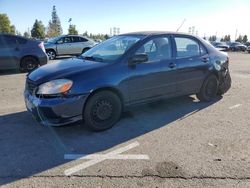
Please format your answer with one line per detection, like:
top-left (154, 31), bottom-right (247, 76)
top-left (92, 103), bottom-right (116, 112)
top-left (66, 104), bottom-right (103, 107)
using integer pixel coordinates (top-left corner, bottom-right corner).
top-left (82, 56), bottom-right (103, 62)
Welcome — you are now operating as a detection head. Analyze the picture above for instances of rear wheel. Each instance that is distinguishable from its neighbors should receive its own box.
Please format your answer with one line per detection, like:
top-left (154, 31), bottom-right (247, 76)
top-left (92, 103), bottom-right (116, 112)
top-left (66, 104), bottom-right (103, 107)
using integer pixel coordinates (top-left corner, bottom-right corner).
top-left (46, 50), bottom-right (56, 60)
top-left (196, 75), bottom-right (219, 102)
top-left (20, 57), bottom-right (39, 72)
top-left (83, 91), bottom-right (122, 131)
top-left (82, 48), bottom-right (90, 54)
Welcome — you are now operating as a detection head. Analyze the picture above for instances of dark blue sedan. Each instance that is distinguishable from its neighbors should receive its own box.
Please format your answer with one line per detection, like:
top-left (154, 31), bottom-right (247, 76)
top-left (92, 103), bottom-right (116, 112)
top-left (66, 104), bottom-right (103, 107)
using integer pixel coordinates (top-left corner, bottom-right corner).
top-left (24, 32), bottom-right (231, 131)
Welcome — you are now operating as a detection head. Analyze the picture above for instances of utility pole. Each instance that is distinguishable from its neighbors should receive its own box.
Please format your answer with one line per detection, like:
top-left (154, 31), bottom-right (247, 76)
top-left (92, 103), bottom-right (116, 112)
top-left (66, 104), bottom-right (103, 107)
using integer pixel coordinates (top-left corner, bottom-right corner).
top-left (235, 29), bottom-right (238, 41)
top-left (68, 18), bottom-right (72, 27)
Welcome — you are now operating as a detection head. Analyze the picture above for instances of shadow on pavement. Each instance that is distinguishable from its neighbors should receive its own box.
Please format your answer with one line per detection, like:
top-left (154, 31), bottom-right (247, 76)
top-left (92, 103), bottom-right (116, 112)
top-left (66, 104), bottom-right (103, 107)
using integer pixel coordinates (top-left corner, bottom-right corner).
top-left (0, 69), bottom-right (25, 76)
top-left (0, 95), bottom-right (221, 185)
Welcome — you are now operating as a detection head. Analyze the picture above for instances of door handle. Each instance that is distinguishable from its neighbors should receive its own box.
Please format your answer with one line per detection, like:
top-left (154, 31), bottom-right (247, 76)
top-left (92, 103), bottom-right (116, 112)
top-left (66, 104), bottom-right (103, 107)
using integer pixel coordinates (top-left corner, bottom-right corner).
top-left (169, 62), bottom-right (176, 69)
top-left (202, 57), bottom-right (209, 63)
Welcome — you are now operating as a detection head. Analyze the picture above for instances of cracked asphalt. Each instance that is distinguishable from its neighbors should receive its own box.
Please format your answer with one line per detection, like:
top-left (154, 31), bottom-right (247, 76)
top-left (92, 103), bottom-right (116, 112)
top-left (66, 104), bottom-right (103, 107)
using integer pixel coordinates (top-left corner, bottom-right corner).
top-left (0, 53), bottom-right (250, 188)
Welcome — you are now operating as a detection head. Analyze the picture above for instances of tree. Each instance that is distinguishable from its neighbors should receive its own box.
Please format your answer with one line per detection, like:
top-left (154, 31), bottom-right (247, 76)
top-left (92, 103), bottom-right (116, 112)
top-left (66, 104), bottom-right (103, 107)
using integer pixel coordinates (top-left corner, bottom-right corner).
top-left (209, 35), bottom-right (216, 42)
top-left (68, 25), bottom-right (78, 35)
top-left (23, 31), bottom-right (30, 38)
top-left (222, 35), bottom-right (231, 42)
top-left (31, 19), bottom-right (45, 39)
top-left (243, 35), bottom-right (248, 43)
top-left (236, 35), bottom-right (243, 43)
top-left (16, 30), bottom-right (22, 36)
top-left (0, 14), bottom-right (16, 34)
top-left (83, 31), bottom-right (88, 36)
top-left (47, 5), bottom-right (63, 37)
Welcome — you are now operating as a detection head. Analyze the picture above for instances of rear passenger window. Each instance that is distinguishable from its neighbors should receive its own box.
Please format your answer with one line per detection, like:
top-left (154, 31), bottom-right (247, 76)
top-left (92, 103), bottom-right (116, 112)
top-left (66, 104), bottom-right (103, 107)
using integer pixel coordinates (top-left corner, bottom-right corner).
top-left (72, 37), bottom-right (80, 42)
top-left (16, 37), bottom-right (27, 44)
top-left (79, 37), bottom-right (88, 42)
top-left (175, 37), bottom-right (205, 58)
top-left (1, 36), bottom-right (17, 46)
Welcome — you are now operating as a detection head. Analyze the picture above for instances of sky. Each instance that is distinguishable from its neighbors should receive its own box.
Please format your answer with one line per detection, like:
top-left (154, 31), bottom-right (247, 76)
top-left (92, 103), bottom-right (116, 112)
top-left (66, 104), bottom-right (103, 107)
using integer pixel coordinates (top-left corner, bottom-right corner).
top-left (0, 0), bottom-right (250, 39)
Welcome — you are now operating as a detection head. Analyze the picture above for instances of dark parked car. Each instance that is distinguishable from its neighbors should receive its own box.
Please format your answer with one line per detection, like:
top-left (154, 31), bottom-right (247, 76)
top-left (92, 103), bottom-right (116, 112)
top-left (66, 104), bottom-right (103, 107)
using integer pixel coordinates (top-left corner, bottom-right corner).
top-left (245, 42), bottom-right (250, 47)
top-left (44, 35), bottom-right (96, 60)
top-left (229, 42), bottom-right (247, 51)
top-left (0, 34), bottom-right (48, 72)
top-left (24, 32), bottom-right (231, 131)
top-left (212, 42), bottom-right (229, 51)
top-left (247, 46), bottom-right (250, 53)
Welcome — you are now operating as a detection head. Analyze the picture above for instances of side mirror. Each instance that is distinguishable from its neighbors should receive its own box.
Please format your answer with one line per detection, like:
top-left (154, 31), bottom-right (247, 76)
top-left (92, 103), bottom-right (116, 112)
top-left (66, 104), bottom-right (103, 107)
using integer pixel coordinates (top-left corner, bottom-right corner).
top-left (129, 54), bottom-right (148, 66)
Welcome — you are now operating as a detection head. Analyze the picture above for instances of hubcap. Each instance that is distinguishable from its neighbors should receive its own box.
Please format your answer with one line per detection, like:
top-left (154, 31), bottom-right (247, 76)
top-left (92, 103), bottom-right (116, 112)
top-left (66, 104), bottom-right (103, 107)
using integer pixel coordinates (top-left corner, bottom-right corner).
top-left (92, 100), bottom-right (113, 122)
top-left (25, 60), bottom-right (36, 70)
top-left (47, 51), bottom-right (55, 60)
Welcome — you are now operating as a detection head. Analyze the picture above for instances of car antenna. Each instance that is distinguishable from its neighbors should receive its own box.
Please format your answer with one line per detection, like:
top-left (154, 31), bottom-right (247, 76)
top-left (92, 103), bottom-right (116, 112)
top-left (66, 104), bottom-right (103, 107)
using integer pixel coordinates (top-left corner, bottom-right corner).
top-left (176, 19), bottom-right (186, 32)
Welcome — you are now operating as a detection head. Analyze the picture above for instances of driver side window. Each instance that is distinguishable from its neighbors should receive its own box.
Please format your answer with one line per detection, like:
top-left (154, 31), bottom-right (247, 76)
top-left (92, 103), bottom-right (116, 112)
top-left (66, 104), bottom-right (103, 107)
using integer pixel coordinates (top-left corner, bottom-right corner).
top-left (135, 37), bottom-right (171, 63)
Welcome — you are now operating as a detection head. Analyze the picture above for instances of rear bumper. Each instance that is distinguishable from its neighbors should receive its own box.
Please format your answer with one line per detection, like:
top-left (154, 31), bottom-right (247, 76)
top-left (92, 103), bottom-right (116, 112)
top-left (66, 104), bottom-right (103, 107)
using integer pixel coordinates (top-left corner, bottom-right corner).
top-left (218, 69), bottom-right (231, 95)
top-left (38, 53), bottom-right (49, 66)
top-left (24, 91), bottom-right (88, 126)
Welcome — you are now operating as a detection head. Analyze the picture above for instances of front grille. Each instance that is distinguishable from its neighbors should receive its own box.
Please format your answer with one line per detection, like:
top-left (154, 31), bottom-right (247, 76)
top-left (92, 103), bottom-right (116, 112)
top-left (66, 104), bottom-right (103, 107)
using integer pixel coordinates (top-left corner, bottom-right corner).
top-left (26, 79), bottom-right (37, 94)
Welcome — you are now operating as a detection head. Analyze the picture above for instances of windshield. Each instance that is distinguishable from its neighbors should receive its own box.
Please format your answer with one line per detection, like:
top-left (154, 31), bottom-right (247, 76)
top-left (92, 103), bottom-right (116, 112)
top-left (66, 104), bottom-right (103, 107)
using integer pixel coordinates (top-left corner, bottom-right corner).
top-left (47, 36), bottom-right (61, 43)
top-left (81, 35), bottom-right (143, 63)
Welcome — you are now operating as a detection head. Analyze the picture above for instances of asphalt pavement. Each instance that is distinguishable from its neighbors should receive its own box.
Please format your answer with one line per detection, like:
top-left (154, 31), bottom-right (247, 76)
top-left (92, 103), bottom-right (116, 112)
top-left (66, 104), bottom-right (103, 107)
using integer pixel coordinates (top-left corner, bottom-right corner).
top-left (1, 53), bottom-right (250, 188)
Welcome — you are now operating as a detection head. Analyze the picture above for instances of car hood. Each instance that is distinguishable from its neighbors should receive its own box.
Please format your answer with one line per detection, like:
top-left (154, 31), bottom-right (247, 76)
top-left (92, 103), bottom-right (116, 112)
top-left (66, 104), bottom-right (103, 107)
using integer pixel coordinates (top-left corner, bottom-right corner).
top-left (28, 58), bottom-right (106, 84)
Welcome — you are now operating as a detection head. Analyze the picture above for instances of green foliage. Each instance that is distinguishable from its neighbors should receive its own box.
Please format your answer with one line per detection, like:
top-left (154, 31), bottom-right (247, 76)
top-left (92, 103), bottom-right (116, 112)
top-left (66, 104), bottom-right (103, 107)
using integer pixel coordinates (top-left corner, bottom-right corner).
top-left (23, 31), bottom-right (30, 38)
top-left (68, 25), bottom-right (78, 35)
top-left (0, 14), bottom-right (16, 34)
top-left (242, 35), bottom-right (248, 43)
top-left (221, 35), bottom-right (231, 42)
top-left (236, 35), bottom-right (243, 43)
top-left (31, 19), bottom-right (45, 39)
top-left (209, 35), bottom-right (217, 42)
top-left (83, 31), bottom-right (109, 41)
top-left (47, 5), bottom-right (63, 37)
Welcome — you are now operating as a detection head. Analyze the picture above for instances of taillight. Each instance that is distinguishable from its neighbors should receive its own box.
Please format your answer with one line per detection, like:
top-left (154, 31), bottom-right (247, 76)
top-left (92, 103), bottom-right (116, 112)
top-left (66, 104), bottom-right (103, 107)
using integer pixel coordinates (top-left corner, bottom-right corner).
top-left (38, 42), bottom-right (45, 53)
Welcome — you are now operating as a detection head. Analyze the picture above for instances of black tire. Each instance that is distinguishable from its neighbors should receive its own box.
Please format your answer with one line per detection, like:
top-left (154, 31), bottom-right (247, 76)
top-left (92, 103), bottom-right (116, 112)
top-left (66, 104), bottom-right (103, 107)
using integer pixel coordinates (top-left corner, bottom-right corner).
top-left (20, 57), bottom-right (39, 72)
top-left (196, 75), bottom-right (219, 102)
top-left (217, 72), bottom-right (231, 95)
top-left (46, 50), bottom-right (56, 60)
top-left (83, 91), bottom-right (122, 131)
top-left (82, 48), bottom-right (90, 54)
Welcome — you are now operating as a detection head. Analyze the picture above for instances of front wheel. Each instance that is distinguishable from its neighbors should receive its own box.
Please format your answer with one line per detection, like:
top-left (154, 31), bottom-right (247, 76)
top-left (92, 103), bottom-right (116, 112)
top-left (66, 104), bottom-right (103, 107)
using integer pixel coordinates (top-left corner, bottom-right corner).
top-left (83, 91), bottom-right (122, 131)
top-left (196, 75), bottom-right (219, 102)
top-left (82, 48), bottom-right (90, 54)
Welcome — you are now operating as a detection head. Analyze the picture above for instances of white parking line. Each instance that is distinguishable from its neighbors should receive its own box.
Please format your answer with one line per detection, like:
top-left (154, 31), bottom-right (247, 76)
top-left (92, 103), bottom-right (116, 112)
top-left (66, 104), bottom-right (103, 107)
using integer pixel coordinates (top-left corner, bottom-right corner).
top-left (229, 104), bottom-right (242, 109)
top-left (64, 141), bottom-right (149, 176)
top-left (64, 154), bottom-right (149, 160)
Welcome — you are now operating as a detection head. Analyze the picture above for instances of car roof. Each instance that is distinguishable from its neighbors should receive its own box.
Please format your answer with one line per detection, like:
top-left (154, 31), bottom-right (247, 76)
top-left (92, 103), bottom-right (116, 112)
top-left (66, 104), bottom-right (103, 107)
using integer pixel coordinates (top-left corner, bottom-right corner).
top-left (0, 33), bottom-right (27, 39)
top-left (120, 31), bottom-right (193, 37)
top-left (62, 35), bottom-right (86, 37)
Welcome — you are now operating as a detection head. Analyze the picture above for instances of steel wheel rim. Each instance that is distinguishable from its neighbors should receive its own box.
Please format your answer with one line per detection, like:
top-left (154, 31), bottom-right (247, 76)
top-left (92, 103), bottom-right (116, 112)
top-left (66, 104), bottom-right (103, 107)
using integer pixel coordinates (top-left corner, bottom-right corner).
top-left (91, 99), bottom-right (113, 122)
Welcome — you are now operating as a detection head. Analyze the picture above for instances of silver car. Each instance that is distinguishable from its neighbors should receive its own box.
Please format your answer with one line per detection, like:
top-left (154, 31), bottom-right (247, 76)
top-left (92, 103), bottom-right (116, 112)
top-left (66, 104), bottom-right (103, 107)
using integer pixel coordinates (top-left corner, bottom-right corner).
top-left (44, 35), bottom-right (96, 60)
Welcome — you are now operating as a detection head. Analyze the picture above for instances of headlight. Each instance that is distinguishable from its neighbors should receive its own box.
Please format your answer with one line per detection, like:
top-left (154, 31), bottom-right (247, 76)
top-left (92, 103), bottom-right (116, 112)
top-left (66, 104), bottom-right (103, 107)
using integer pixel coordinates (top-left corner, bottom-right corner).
top-left (37, 79), bottom-right (73, 95)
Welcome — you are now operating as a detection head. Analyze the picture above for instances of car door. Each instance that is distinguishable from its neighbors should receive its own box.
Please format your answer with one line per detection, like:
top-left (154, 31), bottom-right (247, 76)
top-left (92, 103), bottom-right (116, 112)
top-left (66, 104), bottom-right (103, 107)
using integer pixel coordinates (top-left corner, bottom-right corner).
top-left (79, 37), bottom-right (91, 52)
top-left (173, 35), bottom-right (210, 95)
top-left (128, 35), bottom-right (177, 103)
top-left (56, 36), bottom-right (73, 55)
top-left (0, 35), bottom-right (20, 69)
top-left (71, 36), bottom-right (83, 54)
